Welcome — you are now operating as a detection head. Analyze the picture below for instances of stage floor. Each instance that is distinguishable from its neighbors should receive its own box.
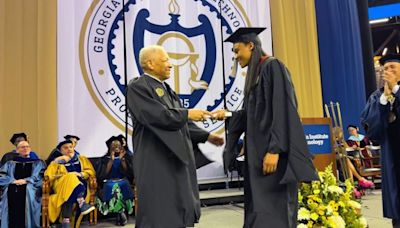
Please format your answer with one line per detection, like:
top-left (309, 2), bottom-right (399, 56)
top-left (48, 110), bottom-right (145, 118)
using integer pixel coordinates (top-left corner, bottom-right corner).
top-left (81, 189), bottom-right (391, 228)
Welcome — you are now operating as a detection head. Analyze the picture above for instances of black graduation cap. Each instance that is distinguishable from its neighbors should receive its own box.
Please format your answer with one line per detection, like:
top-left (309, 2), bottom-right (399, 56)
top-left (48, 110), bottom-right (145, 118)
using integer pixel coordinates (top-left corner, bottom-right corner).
top-left (347, 125), bottom-right (358, 130)
top-left (57, 140), bottom-right (73, 150)
top-left (379, 53), bottom-right (400, 65)
top-left (9, 132), bottom-right (27, 144)
top-left (64, 134), bottom-right (80, 141)
top-left (116, 134), bottom-right (126, 141)
top-left (224, 27), bottom-right (266, 43)
top-left (106, 136), bottom-right (122, 148)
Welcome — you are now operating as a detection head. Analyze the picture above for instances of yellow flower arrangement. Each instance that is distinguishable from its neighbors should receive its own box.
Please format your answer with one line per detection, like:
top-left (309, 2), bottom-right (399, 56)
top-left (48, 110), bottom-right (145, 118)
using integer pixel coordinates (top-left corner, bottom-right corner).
top-left (297, 164), bottom-right (367, 228)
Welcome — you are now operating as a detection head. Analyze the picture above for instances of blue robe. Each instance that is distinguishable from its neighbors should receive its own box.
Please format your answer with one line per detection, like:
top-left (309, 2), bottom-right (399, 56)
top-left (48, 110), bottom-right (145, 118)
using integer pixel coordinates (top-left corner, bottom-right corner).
top-left (0, 150), bottom-right (39, 167)
top-left (361, 89), bottom-right (400, 219)
top-left (0, 159), bottom-right (45, 228)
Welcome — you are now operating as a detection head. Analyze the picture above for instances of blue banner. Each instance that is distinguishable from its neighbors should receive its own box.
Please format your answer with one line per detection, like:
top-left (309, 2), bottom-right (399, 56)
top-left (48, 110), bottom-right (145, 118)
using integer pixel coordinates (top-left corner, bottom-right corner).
top-left (369, 3), bottom-right (400, 20)
top-left (303, 124), bottom-right (332, 155)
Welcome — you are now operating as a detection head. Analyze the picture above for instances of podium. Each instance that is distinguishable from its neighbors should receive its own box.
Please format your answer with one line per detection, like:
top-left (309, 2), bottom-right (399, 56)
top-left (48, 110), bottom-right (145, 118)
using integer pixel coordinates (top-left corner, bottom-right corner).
top-left (302, 118), bottom-right (337, 177)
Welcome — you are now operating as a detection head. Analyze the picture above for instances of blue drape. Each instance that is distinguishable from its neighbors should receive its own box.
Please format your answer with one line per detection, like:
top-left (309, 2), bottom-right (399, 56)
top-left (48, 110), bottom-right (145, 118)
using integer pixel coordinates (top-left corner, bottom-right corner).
top-left (315, 0), bottom-right (367, 138)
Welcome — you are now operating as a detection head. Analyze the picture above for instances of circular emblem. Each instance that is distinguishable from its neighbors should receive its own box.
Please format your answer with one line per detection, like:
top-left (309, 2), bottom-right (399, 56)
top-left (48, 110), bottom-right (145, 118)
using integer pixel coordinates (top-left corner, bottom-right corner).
top-left (155, 87), bottom-right (165, 97)
top-left (80, 0), bottom-right (251, 133)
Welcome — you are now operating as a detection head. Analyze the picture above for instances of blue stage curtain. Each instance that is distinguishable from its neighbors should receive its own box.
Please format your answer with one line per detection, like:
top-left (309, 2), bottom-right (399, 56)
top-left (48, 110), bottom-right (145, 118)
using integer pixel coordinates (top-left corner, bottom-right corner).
top-left (315, 0), bottom-right (367, 137)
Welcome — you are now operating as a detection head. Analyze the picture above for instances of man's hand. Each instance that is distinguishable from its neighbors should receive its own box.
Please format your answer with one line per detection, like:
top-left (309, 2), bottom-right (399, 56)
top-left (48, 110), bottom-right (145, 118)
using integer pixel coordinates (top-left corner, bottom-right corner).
top-left (211, 109), bottom-right (227, 120)
top-left (13, 179), bottom-right (28, 185)
top-left (383, 70), bottom-right (398, 90)
top-left (54, 155), bottom-right (71, 163)
top-left (207, 133), bottom-right (224, 146)
top-left (188, 109), bottom-right (211, 121)
top-left (263, 153), bottom-right (279, 175)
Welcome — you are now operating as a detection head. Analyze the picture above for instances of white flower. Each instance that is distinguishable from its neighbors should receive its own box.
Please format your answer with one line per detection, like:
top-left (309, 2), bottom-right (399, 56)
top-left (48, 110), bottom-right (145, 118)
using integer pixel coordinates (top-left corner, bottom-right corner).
top-left (297, 207), bottom-right (311, 221)
top-left (328, 186), bottom-right (344, 194)
top-left (297, 224), bottom-right (308, 228)
top-left (328, 215), bottom-right (346, 228)
top-left (347, 200), bottom-right (361, 209)
top-left (359, 216), bottom-right (368, 228)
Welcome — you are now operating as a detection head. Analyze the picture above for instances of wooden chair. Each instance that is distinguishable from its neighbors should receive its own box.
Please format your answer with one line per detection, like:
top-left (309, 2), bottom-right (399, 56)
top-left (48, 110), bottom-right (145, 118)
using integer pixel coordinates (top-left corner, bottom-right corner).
top-left (354, 146), bottom-right (381, 182)
top-left (41, 175), bottom-right (98, 228)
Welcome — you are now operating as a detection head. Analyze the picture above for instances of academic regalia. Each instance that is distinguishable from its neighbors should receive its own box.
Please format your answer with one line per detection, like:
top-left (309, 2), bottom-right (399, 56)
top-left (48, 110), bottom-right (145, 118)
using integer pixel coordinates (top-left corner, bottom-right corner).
top-left (96, 152), bottom-right (134, 215)
top-left (361, 88), bottom-right (400, 219)
top-left (0, 156), bottom-right (45, 228)
top-left (346, 134), bottom-right (373, 167)
top-left (45, 148), bottom-right (62, 166)
top-left (97, 153), bottom-right (134, 184)
top-left (223, 55), bottom-right (319, 227)
top-left (127, 74), bottom-right (210, 228)
top-left (44, 155), bottom-right (95, 223)
top-left (346, 134), bottom-right (369, 147)
top-left (1, 150), bottom-right (39, 167)
top-left (45, 148), bottom-right (81, 166)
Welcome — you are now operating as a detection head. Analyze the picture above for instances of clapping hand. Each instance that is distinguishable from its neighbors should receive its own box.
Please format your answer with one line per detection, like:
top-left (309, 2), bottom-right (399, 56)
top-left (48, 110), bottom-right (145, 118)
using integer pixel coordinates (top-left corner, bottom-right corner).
top-left (119, 149), bottom-right (126, 159)
top-left (383, 70), bottom-right (398, 90)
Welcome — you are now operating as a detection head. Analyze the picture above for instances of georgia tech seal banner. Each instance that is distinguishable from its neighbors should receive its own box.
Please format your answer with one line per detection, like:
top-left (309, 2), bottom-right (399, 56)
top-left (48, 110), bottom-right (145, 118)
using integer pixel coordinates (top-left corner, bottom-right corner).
top-left (57, 0), bottom-right (272, 179)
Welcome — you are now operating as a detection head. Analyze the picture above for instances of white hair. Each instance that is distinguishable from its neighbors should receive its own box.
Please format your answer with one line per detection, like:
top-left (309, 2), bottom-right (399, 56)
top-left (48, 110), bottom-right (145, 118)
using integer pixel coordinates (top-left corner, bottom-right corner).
top-left (139, 45), bottom-right (166, 70)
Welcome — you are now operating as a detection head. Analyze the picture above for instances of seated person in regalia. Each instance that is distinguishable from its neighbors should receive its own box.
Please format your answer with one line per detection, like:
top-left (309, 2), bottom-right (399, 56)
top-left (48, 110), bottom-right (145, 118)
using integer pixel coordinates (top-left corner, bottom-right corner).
top-left (96, 136), bottom-right (134, 226)
top-left (0, 140), bottom-right (45, 228)
top-left (44, 140), bottom-right (96, 227)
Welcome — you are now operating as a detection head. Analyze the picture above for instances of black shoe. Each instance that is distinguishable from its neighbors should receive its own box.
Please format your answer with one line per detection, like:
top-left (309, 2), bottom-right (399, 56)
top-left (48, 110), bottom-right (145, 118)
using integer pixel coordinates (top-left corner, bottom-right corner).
top-left (80, 203), bottom-right (95, 215)
top-left (119, 212), bottom-right (128, 226)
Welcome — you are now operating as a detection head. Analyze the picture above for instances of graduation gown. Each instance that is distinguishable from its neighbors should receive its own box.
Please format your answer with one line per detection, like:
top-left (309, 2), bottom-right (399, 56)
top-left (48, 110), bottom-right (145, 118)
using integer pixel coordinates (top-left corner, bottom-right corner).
top-left (224, 57), bottom-right (318, 228)
top-left (44, 155), bottom-right (95, 223)
top-left (361, 88), bottom-right (400, 219)
top-left (127, 74), bottom-right (209, 228)
top-left (0, 159), bottom-right (45, 228)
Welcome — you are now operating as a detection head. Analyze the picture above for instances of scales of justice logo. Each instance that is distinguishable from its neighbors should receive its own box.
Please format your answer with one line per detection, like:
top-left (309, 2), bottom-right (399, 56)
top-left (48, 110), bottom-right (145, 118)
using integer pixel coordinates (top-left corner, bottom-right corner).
top-left (81, 0), bottom-right (251, 133)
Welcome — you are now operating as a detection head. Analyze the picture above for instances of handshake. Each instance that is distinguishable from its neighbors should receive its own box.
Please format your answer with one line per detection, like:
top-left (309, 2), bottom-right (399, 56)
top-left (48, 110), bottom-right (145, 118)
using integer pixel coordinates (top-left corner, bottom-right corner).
top-left (187, 109), bottom-right (231, 122)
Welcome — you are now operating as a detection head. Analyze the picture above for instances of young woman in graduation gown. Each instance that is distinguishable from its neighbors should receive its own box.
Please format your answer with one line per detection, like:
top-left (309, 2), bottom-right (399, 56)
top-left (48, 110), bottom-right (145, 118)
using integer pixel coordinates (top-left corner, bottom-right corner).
top-left (214, 28), bottom-right (319, 228)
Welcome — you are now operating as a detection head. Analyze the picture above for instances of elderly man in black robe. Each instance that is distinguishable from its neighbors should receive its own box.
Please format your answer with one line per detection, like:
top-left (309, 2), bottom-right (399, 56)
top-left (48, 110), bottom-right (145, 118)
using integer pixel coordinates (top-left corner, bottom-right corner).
top-left (361, 53), bottom-right (400, 228)
top-left (213, 27), bottom-right (319, 228)
top-left (126, 45), bottom-right (224, 228)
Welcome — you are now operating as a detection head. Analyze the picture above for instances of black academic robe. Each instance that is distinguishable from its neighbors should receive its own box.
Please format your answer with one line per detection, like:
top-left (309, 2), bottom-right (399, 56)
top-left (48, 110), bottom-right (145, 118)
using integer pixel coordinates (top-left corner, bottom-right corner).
top-left (224, 57), bottom-right (319, 228)
top-left (361, 88), bottom-right (400, 220)
top-left (127, 74), bottom-right (209, 228)
top-left (0, 151), bottom-right (18, 167)
top-left (190, 125), bottom-right (212, 169)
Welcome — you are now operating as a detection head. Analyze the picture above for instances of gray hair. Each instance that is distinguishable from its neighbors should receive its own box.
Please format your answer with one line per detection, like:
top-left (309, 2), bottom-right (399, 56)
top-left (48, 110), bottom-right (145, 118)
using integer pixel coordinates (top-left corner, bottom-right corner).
top-left (139, 45), bottom-right (165, 70)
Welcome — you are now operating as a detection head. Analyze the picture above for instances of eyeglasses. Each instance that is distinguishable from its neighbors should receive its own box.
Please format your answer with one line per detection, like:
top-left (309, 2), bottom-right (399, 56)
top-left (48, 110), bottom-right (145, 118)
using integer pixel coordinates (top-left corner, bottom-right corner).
top-left (18, 146), bottom-right (31, 149)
